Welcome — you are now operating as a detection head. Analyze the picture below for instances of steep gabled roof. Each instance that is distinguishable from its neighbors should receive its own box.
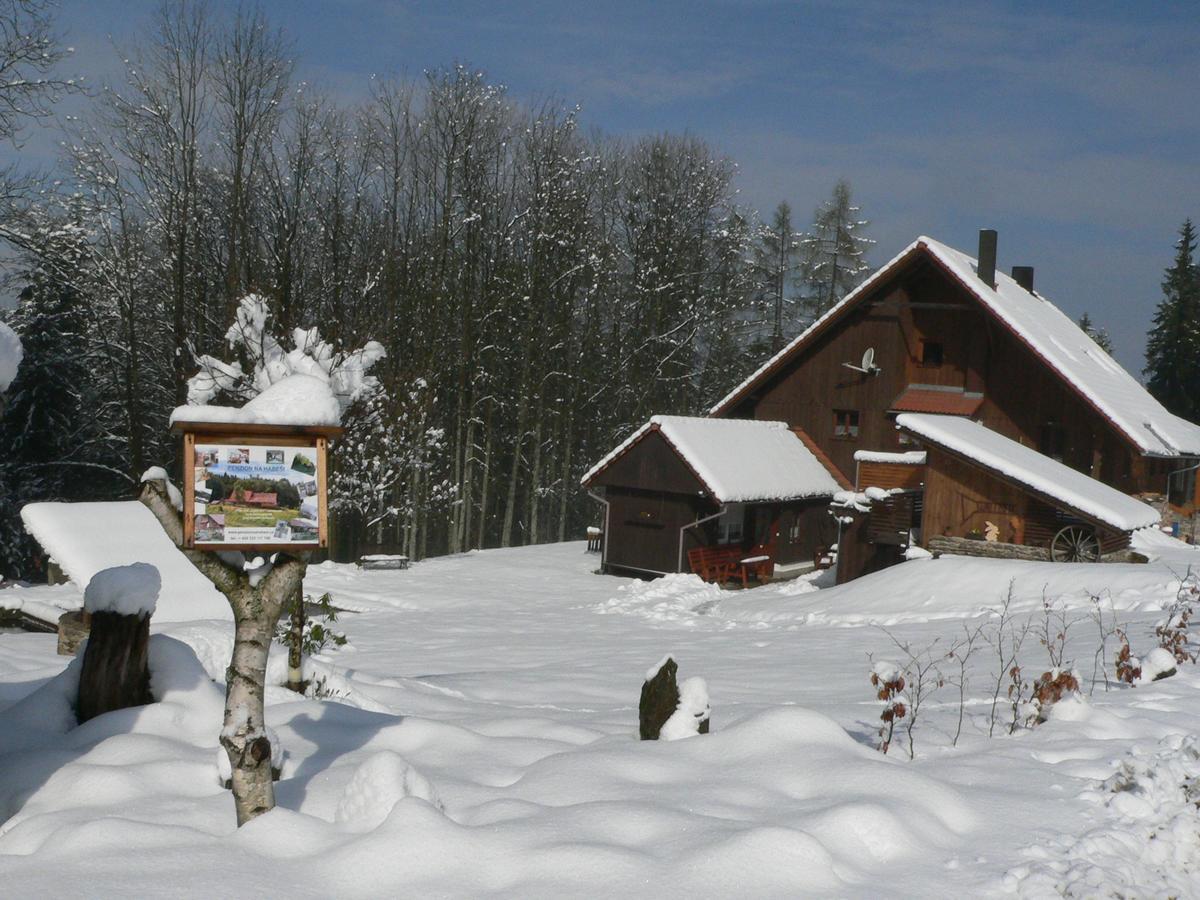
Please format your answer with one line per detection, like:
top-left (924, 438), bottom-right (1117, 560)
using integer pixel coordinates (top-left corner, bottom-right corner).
top-left (896, 413), bottom-right (1161, 532)
top-left (581, 415), bottom-right (842, 503)
top-left (711, 236), bottom-right (1200, 457)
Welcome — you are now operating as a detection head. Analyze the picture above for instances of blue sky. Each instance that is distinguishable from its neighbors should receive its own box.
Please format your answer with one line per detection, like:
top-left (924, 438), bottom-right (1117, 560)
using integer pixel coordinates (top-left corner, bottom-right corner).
top-left (19, 0), bottom-right (1200, 373)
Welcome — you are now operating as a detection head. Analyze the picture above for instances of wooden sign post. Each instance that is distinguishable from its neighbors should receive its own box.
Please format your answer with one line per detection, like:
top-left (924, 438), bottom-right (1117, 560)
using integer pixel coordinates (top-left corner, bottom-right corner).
top-left (171, 422), bottom-right (343, 553)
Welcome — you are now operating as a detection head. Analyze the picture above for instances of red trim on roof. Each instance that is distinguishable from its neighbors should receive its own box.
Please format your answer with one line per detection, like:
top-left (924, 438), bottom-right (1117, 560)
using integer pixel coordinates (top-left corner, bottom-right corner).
top-left (890, 387), bottom-right (983, 417)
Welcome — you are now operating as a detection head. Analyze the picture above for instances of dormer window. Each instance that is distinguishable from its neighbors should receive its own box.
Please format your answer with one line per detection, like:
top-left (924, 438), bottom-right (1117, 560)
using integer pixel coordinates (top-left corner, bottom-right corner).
top-left (919, 340), bottom-right (943, 367)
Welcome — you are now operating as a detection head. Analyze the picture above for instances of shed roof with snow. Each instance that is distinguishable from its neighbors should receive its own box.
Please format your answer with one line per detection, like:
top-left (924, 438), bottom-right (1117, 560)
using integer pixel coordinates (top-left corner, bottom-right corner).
top-left (582, 415), bottom-right (843, 503)
top-left (895, 413), bottom-right (1161, 532)
top-left (711, 235), bottom-right (1200, 457)
top-left (21, 502), bottom-right (231, 622)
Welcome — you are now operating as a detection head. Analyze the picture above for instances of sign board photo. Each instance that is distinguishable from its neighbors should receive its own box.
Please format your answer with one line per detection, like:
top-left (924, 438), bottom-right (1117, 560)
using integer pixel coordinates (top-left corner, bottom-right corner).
top-left (192, 442), bottom-right (321, 546)
top-left (174, 423), bottom-right (338, 552)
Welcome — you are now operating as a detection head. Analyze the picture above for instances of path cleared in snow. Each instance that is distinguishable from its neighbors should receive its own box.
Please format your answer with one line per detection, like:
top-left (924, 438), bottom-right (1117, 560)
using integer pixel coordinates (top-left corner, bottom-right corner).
top-left (2, 541), bottom-right (1200, 896)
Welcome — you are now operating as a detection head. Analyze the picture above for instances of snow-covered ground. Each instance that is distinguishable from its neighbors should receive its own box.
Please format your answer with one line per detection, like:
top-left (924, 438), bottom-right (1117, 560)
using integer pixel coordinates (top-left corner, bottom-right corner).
top-left (3, 538), bottom-right (1200, 896)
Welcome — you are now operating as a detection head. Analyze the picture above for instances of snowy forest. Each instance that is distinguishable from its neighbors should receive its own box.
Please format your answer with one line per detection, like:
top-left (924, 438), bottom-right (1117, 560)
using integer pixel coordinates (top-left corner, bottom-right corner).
top-left (0, 2), bottom-right (874, 574)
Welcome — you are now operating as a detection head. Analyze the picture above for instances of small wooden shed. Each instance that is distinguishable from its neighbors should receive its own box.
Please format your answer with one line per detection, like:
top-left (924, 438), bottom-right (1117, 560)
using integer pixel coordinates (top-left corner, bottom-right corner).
top-left (896, 412), bottom-right (1161, 556)
top-left (582, 416), bottom-right (847, 579)
top-left (833, 415), bottom-right (1162, 582)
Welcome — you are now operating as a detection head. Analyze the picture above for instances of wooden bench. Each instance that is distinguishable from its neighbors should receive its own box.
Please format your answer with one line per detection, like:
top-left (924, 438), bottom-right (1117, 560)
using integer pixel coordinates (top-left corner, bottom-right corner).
top-left (586, 527), bottom-right (603, 552)
top-left (357, 554), bottom-right (409, 571)
top-left (688, 546), bottom-right (740, 585)
top-left (688, 545), bottom-right (774, 587)
top-left (814, 545), bottom-right (835, 570)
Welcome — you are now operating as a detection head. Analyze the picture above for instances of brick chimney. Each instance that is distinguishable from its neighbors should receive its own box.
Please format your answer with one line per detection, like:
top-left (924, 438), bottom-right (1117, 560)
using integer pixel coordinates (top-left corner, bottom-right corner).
top-left (977, 229), bottom-right (997, 288)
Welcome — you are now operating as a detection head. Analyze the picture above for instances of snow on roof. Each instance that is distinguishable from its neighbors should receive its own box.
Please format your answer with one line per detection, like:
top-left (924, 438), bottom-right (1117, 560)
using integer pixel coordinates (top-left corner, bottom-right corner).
top-left (582, 415), bottom-right (842, 503)
top-left (21, 502), bottom-right (231, 622)
top-left (918, 237), bottom-right (1200, 457)
top-left (169, 373), bottom-right (341, 428)
top-left (895, 413), bottom-right (1161, 532)
top-left (710, 236), bottom-right (1200, 457)
top-left (854, 450), bottom-right (927, 465)
top-left (0, 321), bottom-right (22, 393)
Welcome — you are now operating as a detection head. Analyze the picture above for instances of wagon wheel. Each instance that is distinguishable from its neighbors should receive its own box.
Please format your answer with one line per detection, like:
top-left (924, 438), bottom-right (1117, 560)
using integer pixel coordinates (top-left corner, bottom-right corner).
top-left (1050, 525), bottom-right (1101, 562)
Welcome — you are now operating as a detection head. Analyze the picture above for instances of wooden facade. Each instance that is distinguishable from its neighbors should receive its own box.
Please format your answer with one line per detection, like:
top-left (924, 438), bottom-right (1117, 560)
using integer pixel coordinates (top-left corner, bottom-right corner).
top-left (719, 248), bottom-right (1175, 497)
top-left (919, 446), bottom-right (1129, 554)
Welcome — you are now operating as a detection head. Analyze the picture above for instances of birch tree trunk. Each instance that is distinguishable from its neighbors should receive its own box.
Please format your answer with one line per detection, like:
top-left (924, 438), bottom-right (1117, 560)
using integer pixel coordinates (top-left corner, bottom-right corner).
top-left (140, 477), bottom-right (305, 827)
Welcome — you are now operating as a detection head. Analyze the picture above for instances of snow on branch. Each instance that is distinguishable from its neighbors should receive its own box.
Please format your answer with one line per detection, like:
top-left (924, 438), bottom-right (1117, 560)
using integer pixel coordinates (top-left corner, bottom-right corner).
top-left (183, 293), bottom-right (386, 418)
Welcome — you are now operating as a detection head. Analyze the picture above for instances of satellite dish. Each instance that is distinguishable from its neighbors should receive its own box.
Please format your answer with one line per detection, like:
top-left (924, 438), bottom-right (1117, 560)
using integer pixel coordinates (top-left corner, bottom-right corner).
top-left (842, 347), bottom-right (881, 375)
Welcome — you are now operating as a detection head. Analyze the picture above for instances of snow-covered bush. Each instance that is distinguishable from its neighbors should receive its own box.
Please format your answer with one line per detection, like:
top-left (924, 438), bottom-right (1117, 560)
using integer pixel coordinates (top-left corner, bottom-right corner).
top-left (274, 591), bottom-right (347, 658)
top-left (187, 294), bottom-right (384, 414)
top-left (1154, 575), bottom-right (1197, 666)
top-left (870, 660), bottom-right (906, 755)
top-left (1115, 628), bottom-right (1141, 684)
top-left (1029, 668), bottom-right (1082, 724)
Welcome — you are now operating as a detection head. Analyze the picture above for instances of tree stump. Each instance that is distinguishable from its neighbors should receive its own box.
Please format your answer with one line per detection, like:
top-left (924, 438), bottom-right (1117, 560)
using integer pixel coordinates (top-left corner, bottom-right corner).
top-left (76, 610), bottom-right (153, 724)
top-left (640, 656), bottom-right (679, 740)
top-left (57, 610), bottom-right (90, 656)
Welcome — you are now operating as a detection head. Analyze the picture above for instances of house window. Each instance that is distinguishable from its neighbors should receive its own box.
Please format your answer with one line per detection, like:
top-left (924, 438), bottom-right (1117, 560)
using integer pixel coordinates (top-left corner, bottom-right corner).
top-left (919, 340), bottom-right (943, 367)
top-left (834, 409), bottom-right (860, 439)
top-left (717, 517), bottom-right (743, 545)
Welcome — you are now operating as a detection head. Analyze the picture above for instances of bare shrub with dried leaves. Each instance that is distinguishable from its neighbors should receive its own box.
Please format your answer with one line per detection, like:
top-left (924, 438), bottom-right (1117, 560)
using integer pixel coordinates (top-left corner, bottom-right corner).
top-left (869, 660), bottom-right (906, 755)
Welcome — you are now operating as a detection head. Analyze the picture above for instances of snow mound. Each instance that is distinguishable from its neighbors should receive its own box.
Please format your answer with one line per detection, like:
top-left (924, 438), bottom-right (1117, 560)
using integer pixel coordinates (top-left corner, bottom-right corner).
top-left (1006, 734), bottom-right (1200, 897)
top-left (718, 556), bottom-right (1187, 627)
top-left (335, 750), bottom-right (443, 830)
top-left (83, 563), bottom-right (160, 617)
top-left (1139, 647), bottom-right (1178, 683)
top-left (660, 676), bottom-right (709, 740)
top-left (593, 573), bottom-right (728, 625)
top-left (0, 321), bottom-right (21, 393)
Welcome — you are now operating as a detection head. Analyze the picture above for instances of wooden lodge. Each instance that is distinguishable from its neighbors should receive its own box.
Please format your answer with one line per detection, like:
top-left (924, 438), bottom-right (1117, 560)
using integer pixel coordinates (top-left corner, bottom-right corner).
top-left (581, 416), bottom-right (846, 580)
top-left (585, 229), bottom-right (1197, 585)
top-left (711, 230), bottom-right (1200, 501)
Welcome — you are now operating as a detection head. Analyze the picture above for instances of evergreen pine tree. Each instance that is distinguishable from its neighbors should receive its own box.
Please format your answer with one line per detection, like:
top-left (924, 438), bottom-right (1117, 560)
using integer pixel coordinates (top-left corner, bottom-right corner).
top-left (1145, 219), bottom-right (1200, 420)
top-left (798, 179), bottom-right (875, 322)
top-left (1078, 312), bottom-right (1114, 353)
top-left (749, 202), bottom-right (801, 351)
